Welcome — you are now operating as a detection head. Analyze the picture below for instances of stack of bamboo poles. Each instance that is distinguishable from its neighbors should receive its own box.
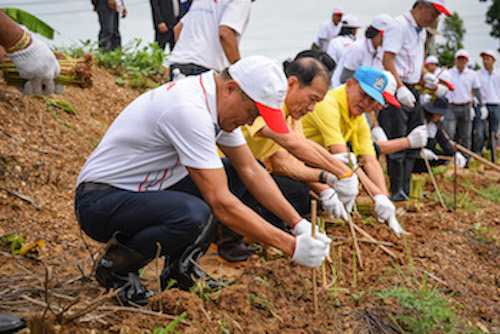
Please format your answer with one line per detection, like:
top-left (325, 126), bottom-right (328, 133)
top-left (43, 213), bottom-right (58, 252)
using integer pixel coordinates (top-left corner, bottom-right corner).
top-left (0, 53), bottom-right (93, 88)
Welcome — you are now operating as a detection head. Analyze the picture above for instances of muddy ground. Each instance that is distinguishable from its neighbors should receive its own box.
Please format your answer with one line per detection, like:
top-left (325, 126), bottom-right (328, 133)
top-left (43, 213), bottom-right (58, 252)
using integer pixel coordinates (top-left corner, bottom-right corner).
top-left (0, 66), bottom-right (499, 333)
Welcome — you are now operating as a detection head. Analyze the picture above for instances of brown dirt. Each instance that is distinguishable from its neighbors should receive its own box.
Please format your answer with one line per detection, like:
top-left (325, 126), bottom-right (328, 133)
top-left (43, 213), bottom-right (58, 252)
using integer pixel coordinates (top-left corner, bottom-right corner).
top-left (0, 67), bottom-right (499, 333)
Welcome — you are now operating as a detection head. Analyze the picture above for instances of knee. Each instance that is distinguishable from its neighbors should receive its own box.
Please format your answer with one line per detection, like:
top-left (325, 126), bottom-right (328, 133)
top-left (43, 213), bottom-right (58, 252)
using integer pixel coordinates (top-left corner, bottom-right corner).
top-left (183, 198), bottom-right (211, 228)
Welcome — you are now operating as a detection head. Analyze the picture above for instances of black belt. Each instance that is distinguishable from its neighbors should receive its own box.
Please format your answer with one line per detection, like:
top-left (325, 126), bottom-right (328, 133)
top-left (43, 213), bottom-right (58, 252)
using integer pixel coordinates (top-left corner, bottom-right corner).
top-left (404, 83), bottom-right (417, 89)
top-left (170, 63), bottom-right (209, 73)
top-left (450, 103), bottom-right (470, 107)
top-left (486, 103), bottom-right (499, 107)
top-left (76, 182), bottom-right (117, 194)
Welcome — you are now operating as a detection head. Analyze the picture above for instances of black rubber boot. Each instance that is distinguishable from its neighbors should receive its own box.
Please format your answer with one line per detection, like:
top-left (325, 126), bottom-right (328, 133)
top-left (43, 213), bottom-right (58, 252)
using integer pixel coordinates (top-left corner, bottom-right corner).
top-left (161, 215), bottom-right (224, 291)
top-left (0, 313), bottom-right (26, 333)
top-left (387, 158), bottom-right (409, 203)
top-left (95, 232), bottom-right (155, 307)
top-left (403, 158), bottom-right (417, 198)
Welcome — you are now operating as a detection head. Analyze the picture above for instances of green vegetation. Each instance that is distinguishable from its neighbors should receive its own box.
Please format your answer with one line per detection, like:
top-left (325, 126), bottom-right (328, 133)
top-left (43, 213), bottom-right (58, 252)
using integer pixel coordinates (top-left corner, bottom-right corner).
top-left (469, 222), bottom-right (498, 244)
top-left (1, 8), bottom-right (55, 39)
top-left (57, 39), bottom-right (168, 90)
top-left (152, 311), bottom-right (188, 333)
top-left (435, 192), bottom-right (484, 212)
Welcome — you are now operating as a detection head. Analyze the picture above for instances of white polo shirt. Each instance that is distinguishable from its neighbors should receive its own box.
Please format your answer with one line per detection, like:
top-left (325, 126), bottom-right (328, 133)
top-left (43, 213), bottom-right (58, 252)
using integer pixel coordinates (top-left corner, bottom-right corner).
top-left (326, 35), bottom-right (356, 65)
top-left (313, 19), bottom-right (343, 51)
top-left (382, 11), bottom-right (426, 85)
top-left (476, 68), bottom-right (500, 104)
top-left (77, 72), bottom-right (246, 191)
top-left (330, 37), bottom-right (380, 88)
top-left (168, 0), bottom-right (252, 72)
top-left (448, 67), bottom-right (481, 104)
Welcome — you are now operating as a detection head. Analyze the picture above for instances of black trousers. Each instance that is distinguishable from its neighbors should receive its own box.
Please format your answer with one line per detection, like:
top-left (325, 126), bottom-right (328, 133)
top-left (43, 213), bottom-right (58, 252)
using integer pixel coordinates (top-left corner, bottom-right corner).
top-left (96, 0), bottom-right (121, 52)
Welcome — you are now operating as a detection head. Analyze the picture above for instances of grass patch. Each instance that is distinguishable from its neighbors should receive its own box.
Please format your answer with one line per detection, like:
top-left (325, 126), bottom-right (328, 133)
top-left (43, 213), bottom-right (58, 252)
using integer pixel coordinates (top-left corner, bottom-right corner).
top-left (435, 192), bottom-right (484, 212)
top-left (469, 222), bottom-right (498, 244)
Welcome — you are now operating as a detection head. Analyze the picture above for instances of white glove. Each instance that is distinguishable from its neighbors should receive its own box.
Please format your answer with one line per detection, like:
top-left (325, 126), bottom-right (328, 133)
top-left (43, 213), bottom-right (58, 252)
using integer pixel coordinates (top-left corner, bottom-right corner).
top-left (420, 148), bottom-right (439, 160)
top-left (319, 188), bottom-right (348, 222)
top-left (455, 152), bottom-right (466, 168)
top-left (7, 36), bottom-right (62, 95)
top-left (292, 219), bottom-right (331, 244)
top-left (326, 172), bottom-right (359, 213)
top-left (388, 215), bottom-right (405, 235)
top-left (479, 106), bottom-right (489, 120)
top-left (371, 126), bottom-right (388, 142)
top-left (291, 234), bottom-right (331, 268)
top-left (407, 125), bottom-right (428, 148)
top-left (373, 194), bottom-right (396, 223)
top-left (332, 152), bottom-right (358, 169)
top-left (434, 84), bottom-right (449, 98)
top-left (396, 86), bottom-right (416, 108)
top-left (470, 107), bottom-right (476, 120)
top-left (423, 73), bottom-right (439, 90)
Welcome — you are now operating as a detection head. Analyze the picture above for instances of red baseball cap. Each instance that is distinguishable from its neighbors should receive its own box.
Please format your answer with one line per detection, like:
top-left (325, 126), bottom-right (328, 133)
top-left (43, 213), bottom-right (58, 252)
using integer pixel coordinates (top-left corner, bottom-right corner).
top-left (428, 0), bottom-right (451, 17)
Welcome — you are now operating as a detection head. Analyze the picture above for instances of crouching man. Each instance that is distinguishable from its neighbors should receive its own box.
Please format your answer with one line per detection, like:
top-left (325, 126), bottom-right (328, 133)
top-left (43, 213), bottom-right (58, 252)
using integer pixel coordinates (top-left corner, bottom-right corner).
top-left (74, 56), bottom-right (331, 306)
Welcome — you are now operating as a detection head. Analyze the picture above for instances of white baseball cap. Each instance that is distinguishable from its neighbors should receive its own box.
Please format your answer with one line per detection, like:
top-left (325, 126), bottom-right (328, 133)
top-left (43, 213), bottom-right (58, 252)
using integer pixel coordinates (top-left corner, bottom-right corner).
top-left (455, 49), bottom-right (469, 60)
top-left (381, 71), bottom-right (401, 108)
top-left (424, 55), bottom-right (439, 65)
top-left (427, 0), bottom-right (451, 17)
top-left (342, 14), bottom-right (361, 28)
top-left (332, 7), bottom-right (343, 15)
top-left (228, 56), bottom-right (289, 134)
top-left (480, 50), bottom-right (496, 60)
top-left (371, 14), bottom-right (392, 33)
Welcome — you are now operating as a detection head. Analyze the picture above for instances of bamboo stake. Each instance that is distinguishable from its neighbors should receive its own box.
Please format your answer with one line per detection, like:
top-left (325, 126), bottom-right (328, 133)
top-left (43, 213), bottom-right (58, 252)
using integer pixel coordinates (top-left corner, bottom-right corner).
top-left (347, 213), bottom-right (364, 270)
top-left (320, 217), bottom-right (327, 287)
top-left (421, 148), bottom-right (446, 209)
top-left (454, 144), bottom-right (457, 213)
top-left (450, 140), bottom-right (500, 172)
top-left (351, 223), bottom-right (397, 258)
top-left (311, 200), bottom-right (319, 314)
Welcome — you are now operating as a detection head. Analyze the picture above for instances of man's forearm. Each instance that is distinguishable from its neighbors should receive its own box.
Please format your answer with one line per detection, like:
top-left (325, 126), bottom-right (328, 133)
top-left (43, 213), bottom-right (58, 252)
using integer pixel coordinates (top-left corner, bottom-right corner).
top-left (219, 26), bottom-right (240, 64)
top-left (0, 11), bottom-right (24, 49)
top-left (375, 138), bottom-right (410, 156)
top-left (267, 152), bottom-right (322, 183)
top-left (362, 157), bottom-right (388, 195)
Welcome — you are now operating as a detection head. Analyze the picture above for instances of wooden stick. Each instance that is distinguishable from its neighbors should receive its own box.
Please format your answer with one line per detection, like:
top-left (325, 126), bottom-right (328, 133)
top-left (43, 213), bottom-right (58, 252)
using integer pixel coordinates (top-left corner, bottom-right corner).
top-left (311, 199), bottom-right (318, 315)
top-left (452, 140), bottom-right (500, 172)
top-left (454, 144), bottom-right (458, 213)
top-left (357, 239), bottom-right (394, 247)
top-left (347, 213), bottom-right (364, 270)
top-left (351, 223), bottom-right (397, 258)
top-left (421, 148), bottom-right (446, 209)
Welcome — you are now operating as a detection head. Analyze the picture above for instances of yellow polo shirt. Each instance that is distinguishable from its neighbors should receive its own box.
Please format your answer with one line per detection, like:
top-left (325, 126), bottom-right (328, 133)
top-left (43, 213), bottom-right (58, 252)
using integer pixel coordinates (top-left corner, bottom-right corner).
top-left (242, 104), bottom-right (302, 162)
top-left (301, 85), bottom-right (375, 156)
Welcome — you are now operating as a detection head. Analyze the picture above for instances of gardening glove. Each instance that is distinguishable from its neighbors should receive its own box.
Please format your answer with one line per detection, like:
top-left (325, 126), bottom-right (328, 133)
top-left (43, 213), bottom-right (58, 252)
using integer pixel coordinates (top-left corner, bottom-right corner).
top-left (455, 152), bottom-right (467, 168)
top-left (470, 106), bottom-right (476, 121)
top-left (479, 105), bottom-right (489, 120)
top-left (407, 125), bottom-right (428, 149)
top-left (374, 195), bottom-right (404, 234)
top-left (423, 73), bottom-right (439, 90)
top-left (291, 234), bottom-right (331, 268)
top-left (319, 188), bottom-right (348, 222)
top-left (332, 152), bottom-right (358, 169)
top-left (371, 126), bottom-right (388, 142)
top-left (325, 172), bottom-right (358, 214)
top-left (434, 84), bottom-right (449, 98)
top-left (387, 215), bottom-right (405, 235)
top-left (7, 35), bottom-right (62, 96)
top-left (292, 219), bottom-right (331, 245)
top-left (420, 148), bottom-right (438, 161)
top-left (396, 86), bottom-right (416, 108)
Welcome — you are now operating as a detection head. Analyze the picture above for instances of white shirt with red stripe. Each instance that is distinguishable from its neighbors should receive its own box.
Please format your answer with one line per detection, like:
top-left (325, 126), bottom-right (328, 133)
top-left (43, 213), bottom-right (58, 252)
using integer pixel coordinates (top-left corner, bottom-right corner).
top-left (313, 19), bottom-right (343, 50)
top-left (476, 68), bottom-right (500, 104)
top-left (326, 35), bottom-right (356, 66)
top-left (330, 37), bottom-right (381, 88)
top-left (382, 11), bottom-right (426, 85)
top-left (77, 72), bottom-right (246, 191)
top-left (448, 67), bottom-right (481, 104)
top-left (168, 0), bottom-right (252, 72)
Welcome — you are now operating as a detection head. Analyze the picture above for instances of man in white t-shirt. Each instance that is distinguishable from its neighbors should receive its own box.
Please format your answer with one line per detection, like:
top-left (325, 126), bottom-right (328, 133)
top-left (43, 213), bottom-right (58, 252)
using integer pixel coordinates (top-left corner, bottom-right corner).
top-left (75, 56), bottom-right (331, 306)
top-left (168, 0), bottom-right (252, 80)
top-left (312, 7), bottom-right (343, 52)
top-left (378, 0), bottom-right (451, 202)
top-left (444, 49), bottom-right (484, 155)
top-left (474, 50), bottom-right (500, 160)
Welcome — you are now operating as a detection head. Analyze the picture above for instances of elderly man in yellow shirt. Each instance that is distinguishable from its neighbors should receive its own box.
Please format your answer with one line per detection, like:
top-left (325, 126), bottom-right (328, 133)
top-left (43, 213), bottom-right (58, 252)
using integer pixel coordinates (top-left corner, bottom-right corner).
top-left (302, 65), bottom-right (404, 234)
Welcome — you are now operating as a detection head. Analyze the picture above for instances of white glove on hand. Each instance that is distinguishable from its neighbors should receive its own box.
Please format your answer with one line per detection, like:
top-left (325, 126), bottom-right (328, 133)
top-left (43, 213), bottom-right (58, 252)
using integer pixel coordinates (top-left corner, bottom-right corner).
top-left (371, 126), bottom-right (388, 142)
top-left (332, 152), bottom-right (358, 169)
top-left (374, 194), bottom-right (396, 223)
top-left (292, 219), bottom-right (331, 244)
top-left (396, 86), bottom-right (416, 108)
top-left (434, 84), bottom-right (449, 98)
top-left (455, 152), bottom-right (467, 168)
top-left (7, 36), bottom-right (62, 95)
top-left (470, 107), bottom-right (476, 120)
top-left (291, 234), bottom-right (331, 268)
top-left (326, 172), bottom-right (359, 213)
top-left (420, 148), bottom-right (438, 160)
top-left (388, 215), bottom-right (405, 235)
top-left (423, 73), bottom-right (439, 90)
top-left (479, 106), bottom-right (489, 120)
top-left (407, 125), bottom-right (428, 148)
top-left (319, 188), bottom-right (348, 221)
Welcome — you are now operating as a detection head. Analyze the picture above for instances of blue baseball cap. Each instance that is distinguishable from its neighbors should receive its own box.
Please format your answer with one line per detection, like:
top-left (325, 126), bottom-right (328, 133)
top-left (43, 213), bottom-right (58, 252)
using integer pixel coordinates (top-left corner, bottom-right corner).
top-left (353, 66), bottom-right (387, 106)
